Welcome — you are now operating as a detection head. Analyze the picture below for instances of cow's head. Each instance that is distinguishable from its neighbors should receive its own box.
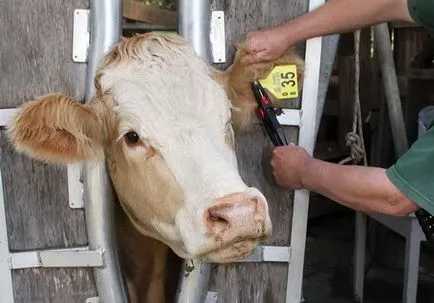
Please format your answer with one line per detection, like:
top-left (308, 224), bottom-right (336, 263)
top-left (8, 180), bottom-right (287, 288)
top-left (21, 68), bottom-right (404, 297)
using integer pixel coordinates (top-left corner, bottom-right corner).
top-left (7, 33), bottom-right (303, 262)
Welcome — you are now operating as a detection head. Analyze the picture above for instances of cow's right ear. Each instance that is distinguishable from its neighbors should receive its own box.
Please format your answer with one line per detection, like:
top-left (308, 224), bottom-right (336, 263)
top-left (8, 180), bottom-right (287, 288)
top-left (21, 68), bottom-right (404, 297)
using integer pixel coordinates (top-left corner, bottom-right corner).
top-left (6, 93), bottom-right (104, 164)
top-left (219, 43), bottom-right (304, 131)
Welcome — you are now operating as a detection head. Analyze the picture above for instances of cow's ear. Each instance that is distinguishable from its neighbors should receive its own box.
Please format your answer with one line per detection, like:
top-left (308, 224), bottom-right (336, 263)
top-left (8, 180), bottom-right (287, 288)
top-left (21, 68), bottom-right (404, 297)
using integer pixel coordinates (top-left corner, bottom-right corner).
top-left (220, 43), bottom-right (304, 131)
top-left (6, 93), bottom-right (104, 164)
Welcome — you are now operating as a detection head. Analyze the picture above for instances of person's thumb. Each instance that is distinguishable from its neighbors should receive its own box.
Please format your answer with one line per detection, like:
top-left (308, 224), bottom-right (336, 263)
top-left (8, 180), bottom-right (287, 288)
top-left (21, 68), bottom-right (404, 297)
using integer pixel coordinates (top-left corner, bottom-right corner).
top-left (239, 53), bottom-right (260, 65)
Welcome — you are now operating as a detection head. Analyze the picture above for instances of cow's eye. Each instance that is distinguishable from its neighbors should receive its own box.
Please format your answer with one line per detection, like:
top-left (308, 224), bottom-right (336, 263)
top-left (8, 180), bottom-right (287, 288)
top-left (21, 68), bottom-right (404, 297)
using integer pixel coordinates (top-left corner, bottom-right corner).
top-left (124, 131), bottom-right (140, 144)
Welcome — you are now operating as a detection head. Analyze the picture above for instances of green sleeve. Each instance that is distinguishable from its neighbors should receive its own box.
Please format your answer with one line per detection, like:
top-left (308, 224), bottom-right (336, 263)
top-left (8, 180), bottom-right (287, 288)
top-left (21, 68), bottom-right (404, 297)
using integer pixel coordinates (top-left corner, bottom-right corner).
top-left (386, 125), bottom-right (434, 215)
top-left (407, 0), bottom-right (434, 35)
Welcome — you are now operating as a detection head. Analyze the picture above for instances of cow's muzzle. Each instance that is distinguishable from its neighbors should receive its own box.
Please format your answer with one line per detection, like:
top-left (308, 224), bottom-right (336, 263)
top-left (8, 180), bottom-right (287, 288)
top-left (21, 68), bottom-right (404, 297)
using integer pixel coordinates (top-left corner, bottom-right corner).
top-left (202, 190), bottom-right (272, 262)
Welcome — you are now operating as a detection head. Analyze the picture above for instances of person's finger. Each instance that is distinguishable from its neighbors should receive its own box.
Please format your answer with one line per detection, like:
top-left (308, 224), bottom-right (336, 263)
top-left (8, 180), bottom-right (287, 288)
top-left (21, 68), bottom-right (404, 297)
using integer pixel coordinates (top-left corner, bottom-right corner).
top-left (239, 53), bottom-right (262, 65)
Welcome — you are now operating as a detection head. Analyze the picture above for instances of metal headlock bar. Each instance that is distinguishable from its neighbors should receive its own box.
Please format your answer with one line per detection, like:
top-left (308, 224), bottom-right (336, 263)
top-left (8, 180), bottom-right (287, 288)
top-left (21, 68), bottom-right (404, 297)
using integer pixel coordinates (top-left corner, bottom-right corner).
top-left (175, 1), bottom-right (213, 302)
top-left (0, 1), bottom-right (128, 302)
top-left (175, 0), bottom-right (324, 302)
top-left (0, 0), bottom-right (324, 301)
top-left (83, 0), bottom-right (128, 302)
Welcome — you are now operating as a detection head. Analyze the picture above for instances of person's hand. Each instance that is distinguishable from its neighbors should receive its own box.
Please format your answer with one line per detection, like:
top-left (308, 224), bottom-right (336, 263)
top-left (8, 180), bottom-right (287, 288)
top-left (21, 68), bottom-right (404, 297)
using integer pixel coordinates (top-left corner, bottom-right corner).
top-left (270, 144), bottom-right (311, 190)
top-left (240, 25), bottom-right (293, 65)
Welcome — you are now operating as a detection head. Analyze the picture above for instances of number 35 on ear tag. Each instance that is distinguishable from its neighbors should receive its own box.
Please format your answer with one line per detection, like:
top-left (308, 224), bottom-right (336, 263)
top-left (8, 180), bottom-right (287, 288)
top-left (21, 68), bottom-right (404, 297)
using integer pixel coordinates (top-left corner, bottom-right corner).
top-left (259, 65), bottom-right (299, 99)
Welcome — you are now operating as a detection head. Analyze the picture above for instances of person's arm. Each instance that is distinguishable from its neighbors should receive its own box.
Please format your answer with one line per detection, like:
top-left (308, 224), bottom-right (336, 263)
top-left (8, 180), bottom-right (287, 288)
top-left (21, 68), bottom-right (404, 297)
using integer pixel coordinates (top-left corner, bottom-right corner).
top-left (302, 158), bottom-right (419, 216)
top-left (282, 0), bottom-right (413, 46)
top-left (241, 0), bottom-right (415, 64)
top-left (271, 145), bottom-right (419, 216)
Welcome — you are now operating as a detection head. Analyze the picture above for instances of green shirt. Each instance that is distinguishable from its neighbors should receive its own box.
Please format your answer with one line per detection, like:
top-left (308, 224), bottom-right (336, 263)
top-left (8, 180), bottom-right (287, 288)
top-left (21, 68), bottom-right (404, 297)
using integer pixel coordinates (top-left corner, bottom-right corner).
top-left (386, 124), bottom-right (434, 215)
top-left (386, 1), bottom-right (434, 214)
top-left (408, 0), bottom-right (434, 35)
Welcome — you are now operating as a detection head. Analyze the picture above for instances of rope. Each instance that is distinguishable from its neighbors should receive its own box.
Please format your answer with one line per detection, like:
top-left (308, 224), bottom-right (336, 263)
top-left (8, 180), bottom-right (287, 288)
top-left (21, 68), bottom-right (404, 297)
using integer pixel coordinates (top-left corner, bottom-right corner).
top-left (339, 29), bottom-right (368, 166)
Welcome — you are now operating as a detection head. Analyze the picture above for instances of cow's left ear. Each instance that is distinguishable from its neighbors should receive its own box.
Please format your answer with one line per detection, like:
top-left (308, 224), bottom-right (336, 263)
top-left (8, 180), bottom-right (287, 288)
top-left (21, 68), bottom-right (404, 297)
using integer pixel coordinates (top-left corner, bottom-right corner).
top-left (6, 93), bottom-right (105, 164)
top-left (217, 43), bottom-right (304, 131)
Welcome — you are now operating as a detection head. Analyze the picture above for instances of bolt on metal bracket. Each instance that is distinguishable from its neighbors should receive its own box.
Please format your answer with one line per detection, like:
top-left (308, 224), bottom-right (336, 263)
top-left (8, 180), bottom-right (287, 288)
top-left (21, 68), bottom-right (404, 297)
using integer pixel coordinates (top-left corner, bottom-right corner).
top-left (73, 9), bottom-right (90, 63)
top-left (210, 11), bottom-right (226, 64)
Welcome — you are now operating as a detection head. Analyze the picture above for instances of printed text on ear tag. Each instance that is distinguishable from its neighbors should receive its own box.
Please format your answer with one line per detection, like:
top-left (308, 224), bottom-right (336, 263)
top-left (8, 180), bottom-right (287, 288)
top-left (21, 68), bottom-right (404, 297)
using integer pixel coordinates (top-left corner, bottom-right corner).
top-left (259, 65), bottom-right (299, 99)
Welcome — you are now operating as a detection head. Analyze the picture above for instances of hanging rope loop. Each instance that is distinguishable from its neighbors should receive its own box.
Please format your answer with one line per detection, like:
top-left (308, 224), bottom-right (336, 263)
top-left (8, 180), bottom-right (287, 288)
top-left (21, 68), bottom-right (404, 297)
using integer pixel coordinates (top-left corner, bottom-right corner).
top-left (339, 29), bottom-right (368, 166)
top-left (345, 131), bottom-right (364, 162)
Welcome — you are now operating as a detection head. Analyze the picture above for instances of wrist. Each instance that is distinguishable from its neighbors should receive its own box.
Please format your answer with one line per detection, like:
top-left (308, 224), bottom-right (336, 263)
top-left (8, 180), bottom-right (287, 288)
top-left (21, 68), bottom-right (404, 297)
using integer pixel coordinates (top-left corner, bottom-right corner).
top-left (298, 152), bottom-right (313, 189)
top-left (279, 22), bottom-right (297, 48)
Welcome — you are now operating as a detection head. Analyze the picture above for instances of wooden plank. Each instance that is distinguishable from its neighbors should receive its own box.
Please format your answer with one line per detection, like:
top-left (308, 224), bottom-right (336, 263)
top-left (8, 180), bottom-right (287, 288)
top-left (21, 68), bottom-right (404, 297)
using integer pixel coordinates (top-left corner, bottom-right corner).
top-left (12, 268), bottom-right (97, 303)
top-left (0, 0), bottom-right (87, 107)
top-left (210, 0), bottom-right (307, 301)
top-left (0, 133), bottom-right (89, 250)
top-left (0, 0), bottom-right (97, 301)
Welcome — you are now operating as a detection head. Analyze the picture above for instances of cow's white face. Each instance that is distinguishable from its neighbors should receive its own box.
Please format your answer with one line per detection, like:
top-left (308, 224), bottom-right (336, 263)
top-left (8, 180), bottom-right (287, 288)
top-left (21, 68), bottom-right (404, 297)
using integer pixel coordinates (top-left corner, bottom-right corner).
top-left (97, 33), bottom-right (272, 261)
top-left (8, 33), bottom-right (281, 263)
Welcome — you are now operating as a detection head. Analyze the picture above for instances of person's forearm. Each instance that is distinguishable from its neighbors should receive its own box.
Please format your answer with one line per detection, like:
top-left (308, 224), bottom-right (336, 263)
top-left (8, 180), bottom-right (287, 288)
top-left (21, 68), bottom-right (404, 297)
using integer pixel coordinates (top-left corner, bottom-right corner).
top-left (301, 158), bottom-right (418, 216)
top-left (284, 0), bottom-right (414, 46)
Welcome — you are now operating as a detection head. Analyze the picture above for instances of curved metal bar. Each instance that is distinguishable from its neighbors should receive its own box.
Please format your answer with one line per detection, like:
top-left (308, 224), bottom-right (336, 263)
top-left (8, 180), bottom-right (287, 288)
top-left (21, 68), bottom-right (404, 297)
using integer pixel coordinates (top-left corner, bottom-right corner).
top-left (85, 0), bottom-right (122, 101)
top-left (176, 261), bottom-right (211, 303)
top-left (178, 0), bottom-right (211, 62)
top-left (176, 0), bottom-right (212, 302)
top-left (84, 0), bottom-right (128, 302)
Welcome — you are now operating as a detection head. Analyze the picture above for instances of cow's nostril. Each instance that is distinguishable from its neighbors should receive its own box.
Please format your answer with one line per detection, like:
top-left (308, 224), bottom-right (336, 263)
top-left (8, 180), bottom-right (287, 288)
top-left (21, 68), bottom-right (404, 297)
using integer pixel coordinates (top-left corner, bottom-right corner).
top-left (208, 211), bottom-right (228, 223)
top-left (207, 207), bottom-right (230, 233)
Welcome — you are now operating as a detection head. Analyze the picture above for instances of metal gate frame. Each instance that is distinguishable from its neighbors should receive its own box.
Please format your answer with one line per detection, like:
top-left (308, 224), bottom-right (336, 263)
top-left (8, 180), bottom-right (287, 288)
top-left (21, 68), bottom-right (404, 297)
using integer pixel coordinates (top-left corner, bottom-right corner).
top-left (0, 1), bottom-right (128, 302)
top-left (0, 0), bottom-right (329, 302)
top-left (175, 0), bottom-right (326, 302)
top-left (82, 0), bottom-right (128, 302)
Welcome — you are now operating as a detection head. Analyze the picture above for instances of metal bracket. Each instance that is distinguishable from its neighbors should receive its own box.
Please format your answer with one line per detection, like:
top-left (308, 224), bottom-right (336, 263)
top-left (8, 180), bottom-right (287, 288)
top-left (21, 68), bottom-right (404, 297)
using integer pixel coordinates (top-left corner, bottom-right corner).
top-left (233, 245), bottom-right (291, 263)
top-left (253, 108), bottom-right (302, 128)
top-left (72, 9), bottom-right (90, 63)
top-left (210, 11), bottom-right (226, 64)
top-left (0, 108), bottom-right (18, 127)
top-left (86, 297), bottom-right (100, 303)
top-left (277, 109), bottom-right (302, 127)
top-left (9, 247), bottom-right (104, 269)
top-left (205, 291), bottom-right (218, 303)
top-left (68, 163), bottom-right (84, 208)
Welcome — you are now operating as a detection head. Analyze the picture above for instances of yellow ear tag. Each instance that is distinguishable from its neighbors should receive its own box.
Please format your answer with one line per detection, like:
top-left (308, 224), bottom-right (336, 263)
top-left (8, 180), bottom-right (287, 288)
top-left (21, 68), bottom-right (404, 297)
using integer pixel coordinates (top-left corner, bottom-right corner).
top-left (259, 65), bottom-right (299, 99)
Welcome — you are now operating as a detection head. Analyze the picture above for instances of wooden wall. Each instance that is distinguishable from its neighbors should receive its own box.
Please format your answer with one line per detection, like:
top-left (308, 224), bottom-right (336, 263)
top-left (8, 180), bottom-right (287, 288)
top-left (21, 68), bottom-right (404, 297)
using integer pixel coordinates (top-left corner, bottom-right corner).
top-left (0, 1), bottom-right (97, 302)
top-left (209, 1), bottom-right (308, 302)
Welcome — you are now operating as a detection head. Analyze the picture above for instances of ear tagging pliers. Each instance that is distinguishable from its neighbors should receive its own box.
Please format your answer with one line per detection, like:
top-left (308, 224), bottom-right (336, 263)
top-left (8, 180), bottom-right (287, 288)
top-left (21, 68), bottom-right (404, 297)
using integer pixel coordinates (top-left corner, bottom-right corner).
top-left (251, 81), bottom-right (288, 146)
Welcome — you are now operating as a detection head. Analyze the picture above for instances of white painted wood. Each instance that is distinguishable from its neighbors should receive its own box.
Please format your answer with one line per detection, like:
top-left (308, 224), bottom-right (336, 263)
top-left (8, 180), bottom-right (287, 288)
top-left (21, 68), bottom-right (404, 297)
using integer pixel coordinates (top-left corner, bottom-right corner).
top-left (286, 0), bottom-right (324, 301)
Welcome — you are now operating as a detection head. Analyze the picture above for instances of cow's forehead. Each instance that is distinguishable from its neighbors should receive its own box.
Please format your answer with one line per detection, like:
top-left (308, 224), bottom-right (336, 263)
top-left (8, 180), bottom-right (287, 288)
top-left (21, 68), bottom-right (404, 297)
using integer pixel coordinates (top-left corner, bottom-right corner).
top-left (97, 33), bottom-right (231, 142)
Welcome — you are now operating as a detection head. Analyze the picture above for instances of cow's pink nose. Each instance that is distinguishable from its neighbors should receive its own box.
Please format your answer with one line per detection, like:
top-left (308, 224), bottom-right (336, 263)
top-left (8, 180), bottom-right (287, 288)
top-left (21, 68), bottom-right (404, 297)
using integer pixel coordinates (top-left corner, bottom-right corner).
top-left (205, 193), bottom-right (268, 238)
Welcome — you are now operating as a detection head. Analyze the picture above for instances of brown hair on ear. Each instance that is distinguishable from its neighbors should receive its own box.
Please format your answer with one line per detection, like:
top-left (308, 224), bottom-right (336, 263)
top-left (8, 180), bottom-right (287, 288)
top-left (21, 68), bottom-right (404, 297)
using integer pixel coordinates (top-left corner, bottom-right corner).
top-left (222, 42), bottom-right (304, 131)
top-left (6, 93), bottom-right (105, 164)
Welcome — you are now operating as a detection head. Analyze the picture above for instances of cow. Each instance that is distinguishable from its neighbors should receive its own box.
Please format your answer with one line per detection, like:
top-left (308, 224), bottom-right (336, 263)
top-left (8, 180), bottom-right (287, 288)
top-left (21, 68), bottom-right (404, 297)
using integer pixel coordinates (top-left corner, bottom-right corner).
top-left (6, 32), bottom-right (303, 302)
